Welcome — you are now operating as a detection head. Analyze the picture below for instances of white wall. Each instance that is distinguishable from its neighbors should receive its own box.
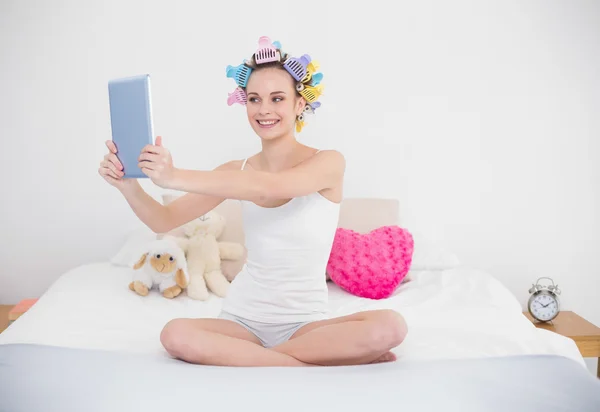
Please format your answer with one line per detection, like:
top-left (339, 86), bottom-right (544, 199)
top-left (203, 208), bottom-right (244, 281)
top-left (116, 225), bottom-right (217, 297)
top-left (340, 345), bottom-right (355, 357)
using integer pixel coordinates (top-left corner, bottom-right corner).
top-left (1, 0), bottom-right (599, 369)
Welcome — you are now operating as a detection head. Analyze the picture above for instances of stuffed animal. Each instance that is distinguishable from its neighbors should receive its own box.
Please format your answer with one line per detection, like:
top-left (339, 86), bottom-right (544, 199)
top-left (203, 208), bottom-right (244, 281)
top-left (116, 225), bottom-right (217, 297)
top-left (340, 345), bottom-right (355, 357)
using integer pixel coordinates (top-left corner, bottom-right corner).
top-left (166, 210), bottom-right (245, 300)
top-left (130, 238), bottom-right (189, 299)
top-left (326, 226), bottom-right (414, 299)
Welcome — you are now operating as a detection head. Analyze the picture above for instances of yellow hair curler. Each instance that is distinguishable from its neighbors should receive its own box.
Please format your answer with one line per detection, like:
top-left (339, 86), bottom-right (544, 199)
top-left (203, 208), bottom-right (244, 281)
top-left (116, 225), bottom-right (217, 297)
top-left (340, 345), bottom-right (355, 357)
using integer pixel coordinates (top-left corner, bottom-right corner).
top-left (301, 60), bottom-right (320, 83)
top-left (295, 83), bottom-right (324, 103)
top-left (295, 112), bottom-right (308, 133)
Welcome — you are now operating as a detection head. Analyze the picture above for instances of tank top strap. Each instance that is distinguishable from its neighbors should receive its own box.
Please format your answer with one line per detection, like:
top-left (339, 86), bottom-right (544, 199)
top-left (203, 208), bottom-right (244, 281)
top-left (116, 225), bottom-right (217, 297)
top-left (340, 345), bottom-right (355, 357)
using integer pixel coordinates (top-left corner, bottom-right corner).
top-left (241, 158), bottom-right (248, 170)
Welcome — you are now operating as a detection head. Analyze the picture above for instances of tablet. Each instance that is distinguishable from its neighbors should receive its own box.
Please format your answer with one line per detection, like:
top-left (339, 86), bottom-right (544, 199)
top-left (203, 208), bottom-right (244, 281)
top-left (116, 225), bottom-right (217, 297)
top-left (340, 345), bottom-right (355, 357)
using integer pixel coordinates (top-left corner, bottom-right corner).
top-left (108, 74), bottom-right (154, 178)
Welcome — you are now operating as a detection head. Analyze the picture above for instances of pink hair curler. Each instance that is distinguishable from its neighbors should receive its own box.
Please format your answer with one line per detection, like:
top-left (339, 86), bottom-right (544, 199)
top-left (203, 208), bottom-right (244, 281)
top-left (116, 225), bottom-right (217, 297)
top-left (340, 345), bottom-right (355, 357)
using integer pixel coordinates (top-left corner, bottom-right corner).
top-left (283, 54), bottom-right (311, 81)
top-left (226, 62), bottom-right (253, 87)
top-left (254, 36), bottom-right (280, 64)
top-left (227, 87), bottom-right (247, 106)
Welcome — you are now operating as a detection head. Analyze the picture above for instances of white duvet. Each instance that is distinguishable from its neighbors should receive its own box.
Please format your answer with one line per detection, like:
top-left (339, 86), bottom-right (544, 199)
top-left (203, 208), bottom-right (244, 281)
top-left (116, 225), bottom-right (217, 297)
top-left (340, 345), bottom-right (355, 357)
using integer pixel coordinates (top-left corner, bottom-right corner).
top-left (0, 262), bottom-right (585, 368)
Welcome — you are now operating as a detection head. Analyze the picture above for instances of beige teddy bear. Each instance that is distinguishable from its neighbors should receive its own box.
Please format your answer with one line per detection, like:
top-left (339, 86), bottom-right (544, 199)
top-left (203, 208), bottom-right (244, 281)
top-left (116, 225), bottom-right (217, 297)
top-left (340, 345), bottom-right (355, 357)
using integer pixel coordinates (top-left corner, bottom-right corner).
top-left (166, 210), bottom-right (245, 300)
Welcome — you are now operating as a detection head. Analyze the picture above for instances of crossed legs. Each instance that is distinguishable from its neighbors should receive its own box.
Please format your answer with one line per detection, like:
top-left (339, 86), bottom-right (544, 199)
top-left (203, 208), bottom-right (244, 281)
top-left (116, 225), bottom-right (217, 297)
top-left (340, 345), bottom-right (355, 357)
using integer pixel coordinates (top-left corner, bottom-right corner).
top-left (160, 309), bottom-right (407, 367)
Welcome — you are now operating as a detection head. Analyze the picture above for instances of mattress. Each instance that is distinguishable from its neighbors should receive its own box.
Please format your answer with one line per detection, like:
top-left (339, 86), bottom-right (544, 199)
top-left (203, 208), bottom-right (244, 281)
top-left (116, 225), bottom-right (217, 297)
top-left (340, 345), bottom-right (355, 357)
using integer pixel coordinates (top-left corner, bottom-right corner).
top-left (2, 343), bottom-right (600, 412)
top-left (0, 262), bottom-right (585, 367)
top-left (3, 262), bottom-right (600, 412)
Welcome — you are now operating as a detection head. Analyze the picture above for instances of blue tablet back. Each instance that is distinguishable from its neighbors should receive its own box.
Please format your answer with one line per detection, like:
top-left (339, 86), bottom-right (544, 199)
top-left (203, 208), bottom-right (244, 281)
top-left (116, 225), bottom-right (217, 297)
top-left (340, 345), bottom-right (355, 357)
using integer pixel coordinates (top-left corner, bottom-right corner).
top-left (108, 74), bottom-right (154, 178)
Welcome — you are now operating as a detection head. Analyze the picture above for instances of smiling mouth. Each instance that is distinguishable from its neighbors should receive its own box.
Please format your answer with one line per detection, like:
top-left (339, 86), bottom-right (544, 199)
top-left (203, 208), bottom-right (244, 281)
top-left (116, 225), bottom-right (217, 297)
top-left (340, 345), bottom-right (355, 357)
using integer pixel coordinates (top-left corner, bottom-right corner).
top-left (256, 120), bottom-right (280, 128)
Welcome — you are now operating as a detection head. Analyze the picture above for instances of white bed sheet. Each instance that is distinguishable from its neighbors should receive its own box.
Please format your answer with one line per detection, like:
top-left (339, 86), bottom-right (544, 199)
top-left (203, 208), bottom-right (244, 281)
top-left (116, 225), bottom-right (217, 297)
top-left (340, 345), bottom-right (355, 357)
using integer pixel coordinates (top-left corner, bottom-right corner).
top-left (0, 262), bottom-right (585, 368)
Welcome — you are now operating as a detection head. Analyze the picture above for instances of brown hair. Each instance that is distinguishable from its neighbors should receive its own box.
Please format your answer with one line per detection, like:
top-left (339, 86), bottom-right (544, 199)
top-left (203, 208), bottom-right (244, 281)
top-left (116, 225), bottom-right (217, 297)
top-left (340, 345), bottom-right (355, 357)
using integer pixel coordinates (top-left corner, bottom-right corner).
top-left (242, 51), bottom-right (302, 98)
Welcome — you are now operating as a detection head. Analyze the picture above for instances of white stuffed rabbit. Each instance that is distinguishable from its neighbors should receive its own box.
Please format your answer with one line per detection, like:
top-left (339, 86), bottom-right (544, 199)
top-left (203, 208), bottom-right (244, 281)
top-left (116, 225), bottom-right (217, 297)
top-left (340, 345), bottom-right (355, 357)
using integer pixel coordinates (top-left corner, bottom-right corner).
top-left (130, 238), bottom-right (189, 299)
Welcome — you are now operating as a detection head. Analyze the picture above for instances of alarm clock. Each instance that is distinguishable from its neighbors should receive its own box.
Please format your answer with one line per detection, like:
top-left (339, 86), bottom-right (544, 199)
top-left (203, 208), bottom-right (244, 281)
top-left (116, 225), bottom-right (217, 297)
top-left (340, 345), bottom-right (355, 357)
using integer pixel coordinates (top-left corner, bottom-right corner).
top-left (527, 277), bottom-right (561, 322)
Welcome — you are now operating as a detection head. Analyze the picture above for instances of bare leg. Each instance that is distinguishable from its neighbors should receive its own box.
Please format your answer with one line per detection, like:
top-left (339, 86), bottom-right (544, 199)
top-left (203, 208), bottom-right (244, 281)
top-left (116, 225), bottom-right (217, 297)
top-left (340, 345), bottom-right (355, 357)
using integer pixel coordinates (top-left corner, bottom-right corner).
top-left (272, 309), bottom-right (407, 366)
top-left (160, 318), bottom-right (308, 367)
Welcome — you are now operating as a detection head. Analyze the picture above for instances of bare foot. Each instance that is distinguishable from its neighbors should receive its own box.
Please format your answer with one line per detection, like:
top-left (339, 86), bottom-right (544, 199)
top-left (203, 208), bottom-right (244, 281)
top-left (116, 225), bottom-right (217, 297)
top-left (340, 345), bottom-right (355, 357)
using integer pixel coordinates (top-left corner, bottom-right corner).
top-left (369, 351), bottom-right (397, 364)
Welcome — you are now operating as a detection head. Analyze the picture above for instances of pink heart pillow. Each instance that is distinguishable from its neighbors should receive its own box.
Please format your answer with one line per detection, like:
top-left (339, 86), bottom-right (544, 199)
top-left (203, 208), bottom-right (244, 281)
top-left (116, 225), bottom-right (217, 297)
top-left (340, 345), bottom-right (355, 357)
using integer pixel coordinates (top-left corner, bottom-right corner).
top-left (326, 226), bottom-right (414, 299)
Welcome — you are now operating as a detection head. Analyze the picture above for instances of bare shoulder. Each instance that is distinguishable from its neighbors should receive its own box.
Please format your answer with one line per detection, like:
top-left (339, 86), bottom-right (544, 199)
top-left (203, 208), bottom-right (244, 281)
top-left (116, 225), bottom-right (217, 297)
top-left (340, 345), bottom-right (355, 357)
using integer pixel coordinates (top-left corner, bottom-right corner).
top-left (308, 149), bottom-right (345, 202)
top-left (318, 149), bottom-right (345, 165)
top-left (309, 149), bottom-right (346, 174)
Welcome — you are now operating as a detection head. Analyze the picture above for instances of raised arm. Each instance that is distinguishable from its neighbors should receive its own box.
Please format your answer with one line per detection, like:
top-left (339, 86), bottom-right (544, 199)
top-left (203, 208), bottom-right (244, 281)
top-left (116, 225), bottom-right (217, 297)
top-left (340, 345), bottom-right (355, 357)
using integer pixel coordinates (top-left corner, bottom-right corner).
top-left (121, 158), bottom-right (242, 234)
top-left (146, 150), bottom-right (345, 201)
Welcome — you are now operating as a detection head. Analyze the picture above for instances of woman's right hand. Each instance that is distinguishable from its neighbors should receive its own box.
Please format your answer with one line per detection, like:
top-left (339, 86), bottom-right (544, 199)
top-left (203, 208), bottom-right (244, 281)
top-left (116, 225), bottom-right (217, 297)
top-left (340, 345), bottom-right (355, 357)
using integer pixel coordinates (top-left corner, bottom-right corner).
top-left (98, 140), bottom-right (134, 190)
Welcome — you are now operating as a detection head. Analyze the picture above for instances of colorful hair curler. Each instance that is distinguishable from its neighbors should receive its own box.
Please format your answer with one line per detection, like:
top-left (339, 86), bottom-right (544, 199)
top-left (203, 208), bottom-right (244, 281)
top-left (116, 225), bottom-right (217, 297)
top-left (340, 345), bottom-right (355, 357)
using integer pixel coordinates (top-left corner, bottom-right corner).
top-left (296, 119), bottom-right (305, 133)
top-left (310, 72), bottom-right (323, 86)
top-left (283, 54), bottom-right (311, 81)
top-left (226, 37), bottom-right (324, 114)
top-left (226, 62), bottom-right (253, 87)
top-left (303, 101), bottom-right (321, 114)
top-left (227, 87), bottom-right (247, 106)
top-left (254, 36), bottom-right (280, 64)
top-left (307, 60), bottom-right (320, 73)
top-left (272, 40), bottom-right (288, 60)
top-left (301, 60), bottom-right (320, 83)
top-left (295, 83), bottom-right (324, 103)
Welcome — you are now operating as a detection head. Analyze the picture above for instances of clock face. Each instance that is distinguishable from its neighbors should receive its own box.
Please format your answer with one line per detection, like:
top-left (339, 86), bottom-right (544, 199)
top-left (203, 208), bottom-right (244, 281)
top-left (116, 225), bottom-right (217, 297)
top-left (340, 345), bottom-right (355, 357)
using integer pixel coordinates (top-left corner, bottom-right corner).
top-left (530, 293), bottom-right (558, 321)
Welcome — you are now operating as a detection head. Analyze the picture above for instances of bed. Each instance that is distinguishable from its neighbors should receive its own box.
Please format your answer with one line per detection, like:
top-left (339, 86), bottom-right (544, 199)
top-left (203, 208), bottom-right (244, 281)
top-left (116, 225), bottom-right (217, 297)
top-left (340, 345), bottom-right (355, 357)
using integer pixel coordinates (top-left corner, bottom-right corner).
top-left (1, 198), bottom-right (599, 411)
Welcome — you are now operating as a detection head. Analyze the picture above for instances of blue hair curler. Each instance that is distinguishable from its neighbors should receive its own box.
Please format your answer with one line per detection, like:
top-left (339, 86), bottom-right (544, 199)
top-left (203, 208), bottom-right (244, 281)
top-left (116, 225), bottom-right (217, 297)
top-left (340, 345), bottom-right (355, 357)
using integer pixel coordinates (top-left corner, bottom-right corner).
top-left (310, 72), bottom-right (323, 86)
top-left (226, 62), bottom-right (253, 88)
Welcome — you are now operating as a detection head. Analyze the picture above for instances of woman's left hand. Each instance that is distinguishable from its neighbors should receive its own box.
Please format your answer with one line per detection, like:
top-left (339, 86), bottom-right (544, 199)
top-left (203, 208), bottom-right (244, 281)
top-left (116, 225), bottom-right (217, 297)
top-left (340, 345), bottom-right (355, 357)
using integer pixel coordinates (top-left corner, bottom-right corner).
top-left (138, 136), bottom-right (177, 188)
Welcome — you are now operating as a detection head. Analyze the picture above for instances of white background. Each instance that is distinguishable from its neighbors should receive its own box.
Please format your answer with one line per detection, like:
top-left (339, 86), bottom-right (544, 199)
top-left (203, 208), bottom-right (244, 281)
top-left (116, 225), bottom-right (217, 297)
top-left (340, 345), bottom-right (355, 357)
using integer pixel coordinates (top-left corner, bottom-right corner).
top-left (1, 0), bottom-right (599, 372)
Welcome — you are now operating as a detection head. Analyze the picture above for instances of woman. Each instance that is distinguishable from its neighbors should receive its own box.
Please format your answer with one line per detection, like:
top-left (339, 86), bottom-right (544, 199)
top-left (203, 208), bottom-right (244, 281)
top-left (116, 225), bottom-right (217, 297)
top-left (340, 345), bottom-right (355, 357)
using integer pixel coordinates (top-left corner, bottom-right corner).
top-left (98, 38), bottom-right (407, 367)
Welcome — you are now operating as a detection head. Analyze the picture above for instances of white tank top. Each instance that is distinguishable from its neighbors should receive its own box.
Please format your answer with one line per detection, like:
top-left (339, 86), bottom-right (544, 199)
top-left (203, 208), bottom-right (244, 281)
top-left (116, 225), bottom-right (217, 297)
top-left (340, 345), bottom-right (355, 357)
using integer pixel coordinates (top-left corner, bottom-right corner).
top-left (220, 153), bottom-right (341, 323)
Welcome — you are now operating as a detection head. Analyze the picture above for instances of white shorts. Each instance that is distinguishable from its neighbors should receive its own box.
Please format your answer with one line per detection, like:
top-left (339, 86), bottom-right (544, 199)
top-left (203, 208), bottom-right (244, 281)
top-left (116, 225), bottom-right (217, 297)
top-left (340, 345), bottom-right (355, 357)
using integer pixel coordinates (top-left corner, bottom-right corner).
top-left (218, 310), bottom-right (310, 348)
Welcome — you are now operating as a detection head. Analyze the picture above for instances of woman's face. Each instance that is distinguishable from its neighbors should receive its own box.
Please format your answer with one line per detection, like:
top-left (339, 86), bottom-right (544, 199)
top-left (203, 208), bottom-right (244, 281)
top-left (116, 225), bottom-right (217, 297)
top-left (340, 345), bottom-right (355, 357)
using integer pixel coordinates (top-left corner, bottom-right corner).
top-left (245, 67), bottom-right (305, 140)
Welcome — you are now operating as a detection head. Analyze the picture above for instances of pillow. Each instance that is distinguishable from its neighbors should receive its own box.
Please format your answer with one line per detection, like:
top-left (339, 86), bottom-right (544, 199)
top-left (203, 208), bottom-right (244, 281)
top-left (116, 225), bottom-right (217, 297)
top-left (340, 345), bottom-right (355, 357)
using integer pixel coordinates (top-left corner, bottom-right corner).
top-left (160, 194), bottom-right (245, 243)
top-left (326, 226), bottom-right (414, 299)
top-left (110, 226), bottom-right (157, 267)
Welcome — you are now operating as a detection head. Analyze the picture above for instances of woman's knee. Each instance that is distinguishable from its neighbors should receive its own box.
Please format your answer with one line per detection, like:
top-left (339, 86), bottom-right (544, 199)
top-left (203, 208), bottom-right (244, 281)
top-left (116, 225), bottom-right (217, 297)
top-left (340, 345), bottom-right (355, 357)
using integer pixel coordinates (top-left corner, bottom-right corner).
top-left (160, 318), bottom-right (191, 357)
top-left (365, 309), bottom-right (408, 351)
